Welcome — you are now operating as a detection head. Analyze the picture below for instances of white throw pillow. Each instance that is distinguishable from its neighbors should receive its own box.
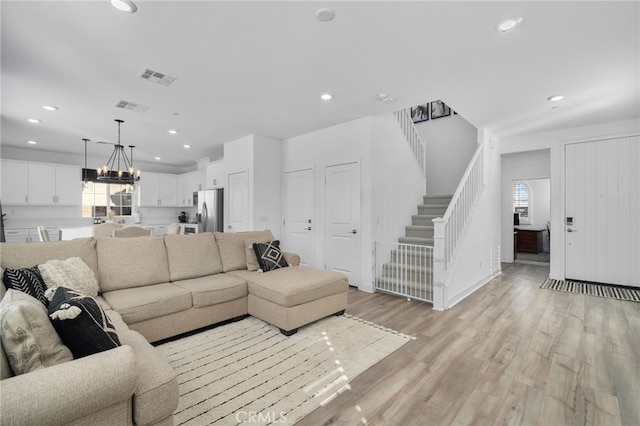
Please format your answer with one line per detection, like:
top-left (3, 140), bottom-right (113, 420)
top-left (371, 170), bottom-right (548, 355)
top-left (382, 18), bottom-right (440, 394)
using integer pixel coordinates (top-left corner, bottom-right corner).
top-left (38, 257), bottom-right (99, 297)
top-left (0, 289), bottom-right (73, 375)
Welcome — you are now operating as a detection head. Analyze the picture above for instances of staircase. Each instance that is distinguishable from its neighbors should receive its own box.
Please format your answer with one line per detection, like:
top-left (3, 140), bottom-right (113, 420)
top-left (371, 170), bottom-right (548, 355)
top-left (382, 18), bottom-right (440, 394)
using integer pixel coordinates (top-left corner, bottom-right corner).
top-left (373, 195), bottom-right (452, 303)
top-left (398, 195), bottom-right (452, 247)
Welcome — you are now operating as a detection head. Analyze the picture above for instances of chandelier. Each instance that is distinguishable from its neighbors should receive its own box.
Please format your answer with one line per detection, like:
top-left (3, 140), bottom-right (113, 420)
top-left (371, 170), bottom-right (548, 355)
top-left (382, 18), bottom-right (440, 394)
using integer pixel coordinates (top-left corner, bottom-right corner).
top-left (96, 119), bottom-right (141, 184)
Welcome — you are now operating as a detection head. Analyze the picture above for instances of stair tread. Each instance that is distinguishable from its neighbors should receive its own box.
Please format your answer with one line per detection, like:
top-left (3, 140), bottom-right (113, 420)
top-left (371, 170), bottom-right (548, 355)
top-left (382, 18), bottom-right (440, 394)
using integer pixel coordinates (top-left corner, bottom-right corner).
top-left (398, 237), bottom-right (434, 245)
top-left (406, 225), bottom-right (434, 229)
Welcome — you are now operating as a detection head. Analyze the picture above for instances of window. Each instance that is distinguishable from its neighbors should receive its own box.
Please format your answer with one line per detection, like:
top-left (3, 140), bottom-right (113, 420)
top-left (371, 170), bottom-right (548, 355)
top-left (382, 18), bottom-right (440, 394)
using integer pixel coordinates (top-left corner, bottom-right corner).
top-left (82, 182), bottom-right (133, 218)
top-left (513, 182), bottom-right (530, 224)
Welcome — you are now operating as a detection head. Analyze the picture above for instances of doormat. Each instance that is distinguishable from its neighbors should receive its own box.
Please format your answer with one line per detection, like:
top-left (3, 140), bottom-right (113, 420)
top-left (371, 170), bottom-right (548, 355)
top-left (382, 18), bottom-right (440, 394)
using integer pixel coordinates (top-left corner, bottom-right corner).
top-left (541, 278), bottom-right (640, 302)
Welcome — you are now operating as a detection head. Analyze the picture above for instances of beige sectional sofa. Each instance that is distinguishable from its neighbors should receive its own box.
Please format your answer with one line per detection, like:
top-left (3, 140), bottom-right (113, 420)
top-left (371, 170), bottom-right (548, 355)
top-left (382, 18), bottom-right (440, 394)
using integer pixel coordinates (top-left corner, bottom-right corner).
top-left (0, 230), bottom-right (348, 425)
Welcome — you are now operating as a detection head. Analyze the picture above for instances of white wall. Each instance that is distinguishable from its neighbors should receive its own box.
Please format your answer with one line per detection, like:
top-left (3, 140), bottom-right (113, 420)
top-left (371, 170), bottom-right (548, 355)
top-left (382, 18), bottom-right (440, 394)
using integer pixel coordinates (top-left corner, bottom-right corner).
top-left (281, 114), bottom-right (428, 291)
top-left (252, 135), bottom-right (282, 236)
top-left (221, 134), bottom-right (282, 235)
top-left (445, 129), bottom-right (502, 307)
top-left (282, 117), bottom-right (374, 288)
top-left (0, 146), bottom-right (190, 175)
top-left (371, 114), bottom-right (426, 246)
top-left (500, 149), bottom-right (551, 262)
top-left (525, 178), bottom-right (551, 231)
top-left (500, 117), bottom-right (640, 279)
top-left (415, 113), bottom-right (477, 196)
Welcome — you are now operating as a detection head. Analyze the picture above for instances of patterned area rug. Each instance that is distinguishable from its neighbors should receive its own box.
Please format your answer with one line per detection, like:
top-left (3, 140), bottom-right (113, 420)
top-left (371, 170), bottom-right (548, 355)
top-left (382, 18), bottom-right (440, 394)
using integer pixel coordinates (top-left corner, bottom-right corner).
top-left (541, 278), bottom-right (640, 302)
top-left (156, 315), bottom-right (414, 425)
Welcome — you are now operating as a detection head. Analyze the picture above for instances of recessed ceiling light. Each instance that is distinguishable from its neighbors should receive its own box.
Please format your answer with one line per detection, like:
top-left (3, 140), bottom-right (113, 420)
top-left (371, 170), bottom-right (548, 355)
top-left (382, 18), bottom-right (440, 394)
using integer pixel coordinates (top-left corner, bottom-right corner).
top-left (547, 95), bottom-right (564, 102)
top-left (316, 8), bottom-right (336, 22)
top-left (320, 93), bottom-right (333, 101)
top-left (110, 0), bottom-right (137, 13)
top-left (43, 105), bottom-right (58, 111)
top-left (27, 118), bottom-right (41, 124)
top-left (377, 93), bottom-right (394, 103)
top-left (27, 140), bottom-right (38, 145)
top-left (497, 17), bottom-right (523, 33)
top-left (183, 144), bottom-right (191, 149)
top-left (154, 156), bottom-right (161, 161)
top-left (168, 129), bottom-right (178, 135)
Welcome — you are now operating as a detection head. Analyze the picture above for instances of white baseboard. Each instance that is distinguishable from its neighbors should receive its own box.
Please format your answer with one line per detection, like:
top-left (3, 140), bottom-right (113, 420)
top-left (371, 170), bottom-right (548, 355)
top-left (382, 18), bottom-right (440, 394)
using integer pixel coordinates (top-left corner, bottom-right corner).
top-left (446, 270), bottom-right (497, 309)
top-left (357, 283), bottom-right (374, 293)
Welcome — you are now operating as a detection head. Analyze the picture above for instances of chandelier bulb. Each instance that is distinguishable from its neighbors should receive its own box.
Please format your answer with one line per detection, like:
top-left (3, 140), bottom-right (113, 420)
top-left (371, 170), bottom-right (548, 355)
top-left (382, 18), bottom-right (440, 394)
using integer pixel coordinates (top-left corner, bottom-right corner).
top-left (118, 170), bottom-right (123, 177)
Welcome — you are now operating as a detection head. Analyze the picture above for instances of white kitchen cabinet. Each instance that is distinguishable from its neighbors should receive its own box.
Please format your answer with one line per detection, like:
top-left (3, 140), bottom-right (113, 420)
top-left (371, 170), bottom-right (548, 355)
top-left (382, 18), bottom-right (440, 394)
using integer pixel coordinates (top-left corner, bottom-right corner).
top-left (137, 172), bottom-right (177, 207)
top-left (4, 227), bottom-right (60, 243)
top-left (53, 166), bottom-right (81, 205)
top-left (1, 162), bottom-right (29, 204)
top-left (27, 163), bottom-right (56, 204)
top-left (150, 225), bottom-right (168, 235)
top-left (3, 228), bottom-right (30, 243)
top-left (1, 160), bottom-right (80, 206)
top-left (177, 169), bottom-right (205, 207)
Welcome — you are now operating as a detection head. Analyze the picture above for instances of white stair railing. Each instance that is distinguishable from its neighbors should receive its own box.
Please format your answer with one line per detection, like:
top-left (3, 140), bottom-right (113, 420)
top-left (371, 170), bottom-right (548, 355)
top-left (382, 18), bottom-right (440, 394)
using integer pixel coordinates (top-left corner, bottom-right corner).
top-left (394, 109), bottom-right (426, 176)
top-left (432, 143), bottom-right (485, 310)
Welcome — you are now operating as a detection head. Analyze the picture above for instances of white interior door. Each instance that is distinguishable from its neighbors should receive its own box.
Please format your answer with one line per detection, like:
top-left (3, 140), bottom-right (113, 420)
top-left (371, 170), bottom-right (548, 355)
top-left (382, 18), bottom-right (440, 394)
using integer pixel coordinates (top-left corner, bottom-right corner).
top-left (228, 170), bottom-right (249, 233)
top-left (283, 169), bottom-right (314, 266)
top-left (325, 162), bottom-right (360, 285)
top-left (565, 136), bottom-right (640, 287)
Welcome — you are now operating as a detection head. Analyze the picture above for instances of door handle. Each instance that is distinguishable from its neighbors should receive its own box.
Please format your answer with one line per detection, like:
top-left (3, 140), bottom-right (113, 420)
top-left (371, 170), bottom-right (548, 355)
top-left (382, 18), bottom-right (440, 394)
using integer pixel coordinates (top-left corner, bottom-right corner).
top-left (351, 229), bottom-right (357, 234)
top-left (305, 227), bottom-right (312, 231)
top-left (567, 228), bottom-right (577, 233)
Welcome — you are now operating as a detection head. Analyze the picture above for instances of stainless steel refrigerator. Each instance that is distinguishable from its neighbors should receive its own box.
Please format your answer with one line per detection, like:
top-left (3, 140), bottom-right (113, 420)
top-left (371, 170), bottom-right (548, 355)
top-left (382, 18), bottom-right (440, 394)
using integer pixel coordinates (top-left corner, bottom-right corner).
top-left (196, 189), bottom-right (224, 233)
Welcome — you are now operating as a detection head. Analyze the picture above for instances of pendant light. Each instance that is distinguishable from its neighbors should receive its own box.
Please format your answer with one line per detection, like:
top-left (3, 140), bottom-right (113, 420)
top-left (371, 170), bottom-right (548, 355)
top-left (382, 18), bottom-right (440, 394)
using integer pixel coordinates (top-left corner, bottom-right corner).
top-left (96, 119), bottom-right (141, 184)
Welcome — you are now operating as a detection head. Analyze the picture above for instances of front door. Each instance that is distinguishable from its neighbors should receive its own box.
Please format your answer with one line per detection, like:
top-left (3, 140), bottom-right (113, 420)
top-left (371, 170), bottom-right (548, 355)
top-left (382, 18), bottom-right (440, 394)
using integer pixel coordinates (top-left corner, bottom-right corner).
top-left (283, 169), bottom-right (314, 266)
top-left (325, 162), bottom-right (360, 285)
top-left (564, 136), bottom-right (640, 287)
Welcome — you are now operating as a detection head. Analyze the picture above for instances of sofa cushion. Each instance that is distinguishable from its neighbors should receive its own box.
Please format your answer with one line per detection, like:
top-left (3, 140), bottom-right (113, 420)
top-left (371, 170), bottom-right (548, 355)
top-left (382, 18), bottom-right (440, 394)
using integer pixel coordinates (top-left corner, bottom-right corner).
top-left (38, 257), bottom-right (99, 297)
top-left (164, 233), bottom-right (223, 281)
top-left (173, 274), bottom-right (247, 308)
top-left (48, 287), bottom-right (121, 359)
top-left (0, 289), bottom-right (73, 375)
top-left (214, 230), bottom-right (274, 272)
top-left (0, 238), bottom-right (98, 281)
top-left (102, 283), bottom-right (192, 324)
top-left (252, 240), bottom-right (288, 272)
top-left (229, 266), bottom-right (348, 307)
top-left (245, 235), bottom-right (276, 271)
top-left (2, 266), bottom-right (49, 305)
top-left (97, 236), bottom-right (170, 292)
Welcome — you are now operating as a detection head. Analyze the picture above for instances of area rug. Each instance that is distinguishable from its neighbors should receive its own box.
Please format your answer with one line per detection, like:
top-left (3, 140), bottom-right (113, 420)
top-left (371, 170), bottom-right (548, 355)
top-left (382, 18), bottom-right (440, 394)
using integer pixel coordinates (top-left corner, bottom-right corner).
top-left (541, 278), bottom-right (640, 302)
top-left (155, 314), bottom-right (415, 425)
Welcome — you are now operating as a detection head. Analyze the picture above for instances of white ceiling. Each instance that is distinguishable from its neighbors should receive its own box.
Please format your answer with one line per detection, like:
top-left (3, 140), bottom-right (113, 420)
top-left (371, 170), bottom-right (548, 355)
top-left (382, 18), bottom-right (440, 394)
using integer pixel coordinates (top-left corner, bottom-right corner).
top-left (2, 1), bottom-right (638, 171)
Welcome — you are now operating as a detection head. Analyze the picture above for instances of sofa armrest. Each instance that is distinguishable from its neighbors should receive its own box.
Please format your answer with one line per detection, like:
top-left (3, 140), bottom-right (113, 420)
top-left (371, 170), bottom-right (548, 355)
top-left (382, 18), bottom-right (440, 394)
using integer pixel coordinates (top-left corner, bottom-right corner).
top-left (1, 345), bottom-right (137, 426)
top-left (282, 251), bottom-right (300, 266)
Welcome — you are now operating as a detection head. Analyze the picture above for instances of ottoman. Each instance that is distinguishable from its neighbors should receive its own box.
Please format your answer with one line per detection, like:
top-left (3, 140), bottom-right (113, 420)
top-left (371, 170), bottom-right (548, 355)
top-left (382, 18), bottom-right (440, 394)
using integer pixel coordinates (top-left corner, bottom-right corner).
top-left (228, 266), bottom-right (349, 335)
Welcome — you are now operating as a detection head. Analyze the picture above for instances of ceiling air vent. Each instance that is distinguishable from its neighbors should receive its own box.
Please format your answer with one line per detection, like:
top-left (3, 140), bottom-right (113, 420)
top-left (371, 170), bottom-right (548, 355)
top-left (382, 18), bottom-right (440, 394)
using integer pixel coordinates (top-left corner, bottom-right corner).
top-left (114, 100), bottom-right (150, 113)
top-left (137, 68), bottom-right (177, 86)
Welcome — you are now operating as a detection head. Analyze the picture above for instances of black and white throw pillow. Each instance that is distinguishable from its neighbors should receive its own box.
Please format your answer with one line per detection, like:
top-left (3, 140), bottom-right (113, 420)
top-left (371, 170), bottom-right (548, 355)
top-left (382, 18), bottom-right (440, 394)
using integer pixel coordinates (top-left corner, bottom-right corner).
top-left (47, 287), bottom-right (120, 359)
top-left (252, 240), bottom-right (288, 272)
top-left (3, 266), bottom-right (49, 306)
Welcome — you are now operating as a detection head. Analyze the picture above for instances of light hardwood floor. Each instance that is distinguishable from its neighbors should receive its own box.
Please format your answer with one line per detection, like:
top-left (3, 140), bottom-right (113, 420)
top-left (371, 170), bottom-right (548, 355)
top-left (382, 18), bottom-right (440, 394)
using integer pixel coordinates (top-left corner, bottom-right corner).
top-left (297, 262), bottom-right (640, 426)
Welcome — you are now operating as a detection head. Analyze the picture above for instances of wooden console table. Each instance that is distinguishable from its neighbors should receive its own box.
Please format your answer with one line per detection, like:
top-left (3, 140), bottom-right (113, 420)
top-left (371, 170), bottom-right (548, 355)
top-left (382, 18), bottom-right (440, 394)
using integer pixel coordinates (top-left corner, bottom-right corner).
top-left (516, 228), bottom-right (543, 253)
